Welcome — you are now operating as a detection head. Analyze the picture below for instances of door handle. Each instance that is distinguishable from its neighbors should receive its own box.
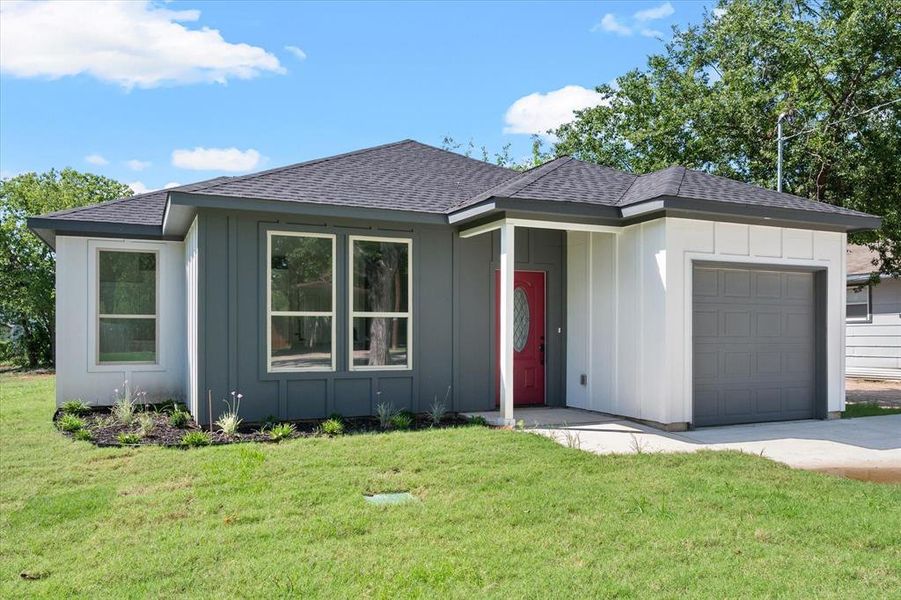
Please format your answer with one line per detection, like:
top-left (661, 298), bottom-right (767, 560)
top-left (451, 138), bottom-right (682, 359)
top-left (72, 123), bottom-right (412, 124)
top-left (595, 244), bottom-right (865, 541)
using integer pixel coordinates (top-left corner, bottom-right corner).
top-left (539, 337), bottom-right (545, 365)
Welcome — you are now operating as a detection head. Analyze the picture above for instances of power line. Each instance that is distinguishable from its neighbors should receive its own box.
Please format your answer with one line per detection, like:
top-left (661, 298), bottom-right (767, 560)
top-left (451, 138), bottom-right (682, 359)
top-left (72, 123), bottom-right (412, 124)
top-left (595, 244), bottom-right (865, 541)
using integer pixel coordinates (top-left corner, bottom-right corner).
top-left (781, 98), bottom-right (901, 140)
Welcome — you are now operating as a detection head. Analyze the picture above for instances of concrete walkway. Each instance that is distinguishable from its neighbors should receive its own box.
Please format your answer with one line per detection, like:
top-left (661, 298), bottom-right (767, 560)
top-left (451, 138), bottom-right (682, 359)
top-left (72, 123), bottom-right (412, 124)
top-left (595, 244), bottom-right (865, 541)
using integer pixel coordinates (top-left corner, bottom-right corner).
top-left (469, 407), bottom-right (901, 479)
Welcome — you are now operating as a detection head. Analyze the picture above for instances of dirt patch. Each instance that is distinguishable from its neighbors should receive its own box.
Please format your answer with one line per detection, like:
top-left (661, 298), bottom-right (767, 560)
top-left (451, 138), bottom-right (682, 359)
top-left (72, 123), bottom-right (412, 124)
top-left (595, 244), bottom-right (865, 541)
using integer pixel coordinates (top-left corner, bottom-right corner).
top-left (845, 378), bottom-right (901, 408)
top-left (54, 408), bottom-right (475, 448)
top-left (814, 466), bottom-right (901, 484)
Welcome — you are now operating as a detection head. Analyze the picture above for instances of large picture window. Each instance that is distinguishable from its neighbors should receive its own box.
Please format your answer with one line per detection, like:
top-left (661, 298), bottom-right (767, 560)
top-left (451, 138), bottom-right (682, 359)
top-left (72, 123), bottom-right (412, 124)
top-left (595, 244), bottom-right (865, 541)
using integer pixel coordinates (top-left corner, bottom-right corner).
top-left (97, 250), bottom-right (158, 364)
top-left (350, 236), bottom-right (412, 370)
top-left (846, 284), bottom-right (870, 322)
top-left (267, 232), bottom-right (335, 371)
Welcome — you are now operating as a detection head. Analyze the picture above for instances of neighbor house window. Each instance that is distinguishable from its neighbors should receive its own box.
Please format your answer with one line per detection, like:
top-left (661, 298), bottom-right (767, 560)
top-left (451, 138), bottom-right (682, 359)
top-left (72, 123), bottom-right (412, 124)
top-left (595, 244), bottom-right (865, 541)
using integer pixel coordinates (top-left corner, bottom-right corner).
top-left (846, 284), bottom-right (871, 322)
top-left (97, 250), bottom-right (158, 364)
top-left (267, 232), bottom-right (335, 371)
top-left (350, 236), bottom-right (412, 370)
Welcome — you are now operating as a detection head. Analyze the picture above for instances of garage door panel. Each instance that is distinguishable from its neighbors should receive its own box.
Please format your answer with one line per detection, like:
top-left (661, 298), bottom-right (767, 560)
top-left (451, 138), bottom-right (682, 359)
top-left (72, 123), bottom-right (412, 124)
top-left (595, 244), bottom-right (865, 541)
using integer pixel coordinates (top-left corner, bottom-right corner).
top-left (693, 266), bottom-right (816, 427)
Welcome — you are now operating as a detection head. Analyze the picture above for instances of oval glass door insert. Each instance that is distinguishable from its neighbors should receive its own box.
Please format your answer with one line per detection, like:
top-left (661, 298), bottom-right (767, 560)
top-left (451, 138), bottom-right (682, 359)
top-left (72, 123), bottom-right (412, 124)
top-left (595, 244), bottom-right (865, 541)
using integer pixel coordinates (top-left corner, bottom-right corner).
top-left (513, 286), bottom-right (530, 352)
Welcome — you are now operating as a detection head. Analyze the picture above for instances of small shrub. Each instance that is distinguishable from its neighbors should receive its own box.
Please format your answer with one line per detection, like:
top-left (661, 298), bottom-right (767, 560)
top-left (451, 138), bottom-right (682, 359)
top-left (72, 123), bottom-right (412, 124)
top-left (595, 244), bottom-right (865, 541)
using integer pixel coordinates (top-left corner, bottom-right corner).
top-left (61, 400), bottom-right (91, 416)
top-left (216, 391), bottom-right (243, 436)
top-left (117, 432), bottom-right (141, 445)
top-left (136, 412), bottom-right (156, 437)
top-left (319, 418), bottom-right (344, 436)
top-left (428, 391), bottom-right (448, 427)
top-left (328, 412), bottom-right (344, 421)
top-left (181, 431), bottom-right (212, 447)
top-left (93, 414), bottom-right (118, 429)
top-left (390, 411), bottom-right (414, 430)
top-left (57, 414), bottom-right (85, 432)
top-left (169, 409), bottom-right (190, 428)
top-left (111, 381), bottom-right (145, 426)
top-left (73, 428), bottom-right (94, 442)
top-left (376, 401), bottom-right (396, 429)
top-left (468, 415), bottom-right (488, 426)
top-left (269, 422), bottom-right (296, 441)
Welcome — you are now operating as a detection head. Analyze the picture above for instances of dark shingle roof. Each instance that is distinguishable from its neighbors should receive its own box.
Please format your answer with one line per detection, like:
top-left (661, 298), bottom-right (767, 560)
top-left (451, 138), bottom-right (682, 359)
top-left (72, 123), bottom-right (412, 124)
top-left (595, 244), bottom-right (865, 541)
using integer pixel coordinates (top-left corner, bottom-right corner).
top-left (31, 139), bottom-right (876, 233)
top-left (38, 177), bottom-right (232, 226)
top-left (186, 140), bottom-right (518, 213)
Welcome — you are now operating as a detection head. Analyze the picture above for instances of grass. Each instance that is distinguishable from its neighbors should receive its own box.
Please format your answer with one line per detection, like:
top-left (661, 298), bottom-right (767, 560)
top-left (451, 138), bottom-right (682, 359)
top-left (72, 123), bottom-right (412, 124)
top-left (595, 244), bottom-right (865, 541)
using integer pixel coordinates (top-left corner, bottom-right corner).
top-left (844, 402), bottom-right (901, 418)
top-left (1, 373), bottom-right (900, 598)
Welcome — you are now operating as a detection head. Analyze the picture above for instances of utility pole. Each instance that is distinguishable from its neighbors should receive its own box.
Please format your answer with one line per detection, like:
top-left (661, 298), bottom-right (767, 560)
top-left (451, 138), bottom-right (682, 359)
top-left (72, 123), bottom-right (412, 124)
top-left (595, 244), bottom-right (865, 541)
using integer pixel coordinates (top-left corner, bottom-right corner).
top-left (776, 112), bottom-right (787, 193)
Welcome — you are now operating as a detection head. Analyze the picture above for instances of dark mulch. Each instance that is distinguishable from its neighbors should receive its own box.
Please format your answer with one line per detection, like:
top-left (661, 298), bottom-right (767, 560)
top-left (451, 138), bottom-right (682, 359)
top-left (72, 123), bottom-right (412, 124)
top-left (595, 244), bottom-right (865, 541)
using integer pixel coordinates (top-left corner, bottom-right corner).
top-left (54, 407), bottom-right (478, 448)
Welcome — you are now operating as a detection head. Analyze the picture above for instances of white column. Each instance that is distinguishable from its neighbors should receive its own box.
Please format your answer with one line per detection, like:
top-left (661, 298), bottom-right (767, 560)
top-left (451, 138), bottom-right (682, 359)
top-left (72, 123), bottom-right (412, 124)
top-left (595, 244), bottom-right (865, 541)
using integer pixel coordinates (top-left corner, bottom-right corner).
top-left (499, 222), bottom-right (515, 425)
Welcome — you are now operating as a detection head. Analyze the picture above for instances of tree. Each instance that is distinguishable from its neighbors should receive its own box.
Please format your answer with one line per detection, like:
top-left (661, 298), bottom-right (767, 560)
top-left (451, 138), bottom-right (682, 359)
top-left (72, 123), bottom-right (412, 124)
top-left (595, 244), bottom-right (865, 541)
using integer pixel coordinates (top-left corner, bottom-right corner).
top-left (554, 0), bottom-right (901, 275)
top-left (0, 169), bottom-right (132, 367)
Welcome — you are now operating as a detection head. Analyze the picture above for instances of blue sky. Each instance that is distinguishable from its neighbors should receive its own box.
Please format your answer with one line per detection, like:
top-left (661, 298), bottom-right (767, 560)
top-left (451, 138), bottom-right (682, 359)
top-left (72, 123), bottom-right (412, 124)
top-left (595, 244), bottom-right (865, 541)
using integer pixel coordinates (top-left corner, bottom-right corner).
top-left (0, 1), bottom-right (714, 193)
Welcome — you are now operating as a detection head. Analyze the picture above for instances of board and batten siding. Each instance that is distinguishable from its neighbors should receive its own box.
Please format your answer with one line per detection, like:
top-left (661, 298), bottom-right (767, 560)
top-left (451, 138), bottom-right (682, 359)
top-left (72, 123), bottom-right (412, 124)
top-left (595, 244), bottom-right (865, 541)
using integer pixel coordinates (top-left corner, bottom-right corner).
top-left (54, 236), bottom-right (186, 406)
top-left (185, 218), bottom-right (200, 416)
top-left (566, 217), bottom-right (846, 426)
top-left (846, 278), bottom-right (901, 379)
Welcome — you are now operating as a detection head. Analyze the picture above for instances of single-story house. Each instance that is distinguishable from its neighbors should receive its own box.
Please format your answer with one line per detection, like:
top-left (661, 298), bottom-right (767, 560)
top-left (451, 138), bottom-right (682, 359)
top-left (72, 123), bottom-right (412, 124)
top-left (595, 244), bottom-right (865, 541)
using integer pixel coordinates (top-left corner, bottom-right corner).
top-left (846, 245), bottom-right (901, 380)
top-left (29, 140), bottom-right (881, 429)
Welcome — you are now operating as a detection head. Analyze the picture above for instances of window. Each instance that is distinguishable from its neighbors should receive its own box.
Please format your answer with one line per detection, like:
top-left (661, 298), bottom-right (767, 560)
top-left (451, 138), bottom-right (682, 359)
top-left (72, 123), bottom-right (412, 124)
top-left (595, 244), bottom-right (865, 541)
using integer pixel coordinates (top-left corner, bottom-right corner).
top-left (97, 250), bottom-right (158, 364)
top-left (846, 284), bottom-right (870, 322)
top-left (350, 236), bottom-right (412, 370)
top-left (267, 232), bottom-right (335, 371)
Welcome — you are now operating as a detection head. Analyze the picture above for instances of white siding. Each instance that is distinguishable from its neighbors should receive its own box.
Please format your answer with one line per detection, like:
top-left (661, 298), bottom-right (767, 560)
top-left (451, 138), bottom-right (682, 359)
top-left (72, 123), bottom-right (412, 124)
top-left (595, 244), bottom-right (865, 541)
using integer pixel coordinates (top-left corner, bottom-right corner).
top-left (565, 217), bottom-right (847, 425)
top-left (55, 236), bottom-right (186, 406)
top-left (846, 278), bottom-right (901, 378)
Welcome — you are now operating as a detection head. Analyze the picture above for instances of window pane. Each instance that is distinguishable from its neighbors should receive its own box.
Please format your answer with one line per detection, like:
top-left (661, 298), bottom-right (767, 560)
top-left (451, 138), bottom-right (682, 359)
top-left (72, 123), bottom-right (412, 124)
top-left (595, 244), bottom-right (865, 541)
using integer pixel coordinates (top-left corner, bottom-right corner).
top-left (352, 317), bottom-right (408, 367)
top-left (846, 286), bottom-right (868, 304)
top-left (98, 318), bottom-right (156, 363)
top-left (270, 235), bottom-right (332, 312)
top-left (847, 303), bottom-right (869, 319)
top-left (352, 240), bottom-right (409, 313)
top-left (99, 251), bottom-right (156, 315)
top-left (271, 316), bottom-right (332, 369)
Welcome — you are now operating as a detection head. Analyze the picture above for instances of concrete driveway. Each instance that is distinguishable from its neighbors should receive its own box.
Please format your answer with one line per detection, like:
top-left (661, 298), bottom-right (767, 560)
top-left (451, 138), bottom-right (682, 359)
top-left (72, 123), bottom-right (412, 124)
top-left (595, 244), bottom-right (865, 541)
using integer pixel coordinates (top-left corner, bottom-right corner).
top-left (533, 413), bottom-right (901, 482)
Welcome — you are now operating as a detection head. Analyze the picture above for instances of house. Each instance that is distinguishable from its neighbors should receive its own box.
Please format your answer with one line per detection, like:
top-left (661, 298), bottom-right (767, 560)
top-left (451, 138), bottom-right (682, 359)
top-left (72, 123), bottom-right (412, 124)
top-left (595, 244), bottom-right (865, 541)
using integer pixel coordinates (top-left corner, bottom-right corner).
top-left (846, 245), bottom-right (901, 379)
top-left (28, 140), bottom-right (880, 429)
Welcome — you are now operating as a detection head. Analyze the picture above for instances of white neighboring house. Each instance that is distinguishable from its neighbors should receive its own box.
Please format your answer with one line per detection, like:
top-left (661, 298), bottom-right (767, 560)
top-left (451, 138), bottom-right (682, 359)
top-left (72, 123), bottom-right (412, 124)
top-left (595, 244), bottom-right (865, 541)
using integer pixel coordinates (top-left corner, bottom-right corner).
top-left (846, 245), bottom-right (901, 380)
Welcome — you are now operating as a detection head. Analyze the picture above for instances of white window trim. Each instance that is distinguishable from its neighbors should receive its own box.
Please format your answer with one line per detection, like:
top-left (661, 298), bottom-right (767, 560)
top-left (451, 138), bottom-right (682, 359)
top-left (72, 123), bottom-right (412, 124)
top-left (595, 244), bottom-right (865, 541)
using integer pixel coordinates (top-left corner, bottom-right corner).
top-left (266, 230), bottom-right (337, 373)
top-left (348, 235), bottom-right (413, 372)
top-left (846, 284), bottom-right (871, 323)
top-left (94, 247), bottom-right (160, 367)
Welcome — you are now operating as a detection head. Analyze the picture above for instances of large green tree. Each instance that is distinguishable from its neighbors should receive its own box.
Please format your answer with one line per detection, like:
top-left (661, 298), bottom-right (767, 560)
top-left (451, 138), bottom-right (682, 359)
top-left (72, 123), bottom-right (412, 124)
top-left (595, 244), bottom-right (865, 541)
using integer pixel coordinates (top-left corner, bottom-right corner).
top-left (554, 0), bottom-right (901, 274)
top-left (0, 169), bottom-right (131, 367)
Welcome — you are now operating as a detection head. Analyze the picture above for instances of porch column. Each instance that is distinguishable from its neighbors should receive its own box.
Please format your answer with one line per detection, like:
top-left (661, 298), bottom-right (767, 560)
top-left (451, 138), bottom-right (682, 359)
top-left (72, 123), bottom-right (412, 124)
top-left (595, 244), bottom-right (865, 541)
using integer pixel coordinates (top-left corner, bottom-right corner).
top-left (498, 222), bottom-right (515, 425)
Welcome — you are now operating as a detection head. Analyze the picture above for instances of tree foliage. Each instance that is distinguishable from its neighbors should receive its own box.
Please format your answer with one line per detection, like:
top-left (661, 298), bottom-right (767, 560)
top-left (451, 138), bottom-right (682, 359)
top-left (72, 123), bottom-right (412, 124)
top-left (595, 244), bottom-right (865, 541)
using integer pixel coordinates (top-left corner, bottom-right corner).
top-left (554, 0), bottom-right (901, 274)
top-left (0, 169), bottom-right (132, 367)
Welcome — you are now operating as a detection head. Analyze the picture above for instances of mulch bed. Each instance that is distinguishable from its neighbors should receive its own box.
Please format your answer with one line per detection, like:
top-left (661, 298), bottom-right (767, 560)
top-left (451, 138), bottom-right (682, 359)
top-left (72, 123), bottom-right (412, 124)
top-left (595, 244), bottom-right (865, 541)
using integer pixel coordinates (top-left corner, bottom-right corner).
top-left (54, 408), bottom-right (477, 448)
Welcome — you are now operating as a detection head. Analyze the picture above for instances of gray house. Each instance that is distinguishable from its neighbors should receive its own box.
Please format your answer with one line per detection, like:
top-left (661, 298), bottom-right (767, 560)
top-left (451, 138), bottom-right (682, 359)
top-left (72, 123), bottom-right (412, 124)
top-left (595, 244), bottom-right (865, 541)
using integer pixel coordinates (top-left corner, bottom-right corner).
top-left (846, 245), bottom-right (901, 379)
top-left (29, 140), bottom-right (880, 429)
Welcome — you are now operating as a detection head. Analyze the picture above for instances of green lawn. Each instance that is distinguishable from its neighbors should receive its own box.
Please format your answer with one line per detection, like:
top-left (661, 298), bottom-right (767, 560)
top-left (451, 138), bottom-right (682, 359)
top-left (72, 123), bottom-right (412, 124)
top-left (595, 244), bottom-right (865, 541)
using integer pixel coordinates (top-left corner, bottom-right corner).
top-left (1, 374), bottom-right (899, 598)
top-left (844, 402), bottom-right (901, 418)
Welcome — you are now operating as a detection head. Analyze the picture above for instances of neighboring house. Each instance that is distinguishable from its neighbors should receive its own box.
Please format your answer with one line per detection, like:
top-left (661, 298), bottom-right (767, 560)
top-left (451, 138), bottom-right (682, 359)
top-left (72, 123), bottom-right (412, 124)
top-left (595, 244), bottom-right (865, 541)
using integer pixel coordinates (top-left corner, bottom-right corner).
top-left (28, 140), bottom-right (880, 429)
top-left (846, 245), bottom-right (901, 380)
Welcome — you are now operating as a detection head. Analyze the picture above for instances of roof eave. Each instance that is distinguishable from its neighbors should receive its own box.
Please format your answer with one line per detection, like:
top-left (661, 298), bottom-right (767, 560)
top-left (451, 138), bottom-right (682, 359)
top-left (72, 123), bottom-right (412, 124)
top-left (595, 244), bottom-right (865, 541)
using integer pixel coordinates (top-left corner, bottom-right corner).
top-left (26, 217), bottom-right (167, 250)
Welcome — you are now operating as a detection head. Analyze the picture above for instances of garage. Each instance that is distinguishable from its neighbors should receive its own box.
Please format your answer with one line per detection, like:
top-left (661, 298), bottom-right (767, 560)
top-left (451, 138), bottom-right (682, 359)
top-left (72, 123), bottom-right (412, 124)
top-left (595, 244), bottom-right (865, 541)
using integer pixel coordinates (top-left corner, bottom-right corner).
top-left (692, 265), bottom-right (820, 427)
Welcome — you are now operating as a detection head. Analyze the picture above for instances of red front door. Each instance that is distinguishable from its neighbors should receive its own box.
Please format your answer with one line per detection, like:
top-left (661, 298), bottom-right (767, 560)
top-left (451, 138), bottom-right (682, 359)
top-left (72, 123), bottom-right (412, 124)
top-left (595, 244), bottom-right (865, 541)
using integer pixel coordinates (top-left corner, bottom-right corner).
top-left (495, 270), bottom-right (546, 406)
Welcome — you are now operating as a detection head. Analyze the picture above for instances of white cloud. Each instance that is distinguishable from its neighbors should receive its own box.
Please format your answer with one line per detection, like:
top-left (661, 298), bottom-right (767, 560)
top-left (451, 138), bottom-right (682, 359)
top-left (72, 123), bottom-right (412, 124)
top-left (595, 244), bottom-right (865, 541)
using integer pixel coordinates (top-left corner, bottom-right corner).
top-left (640, 28), bottom-right (664, 38)
top-left (592, 14), bottom-right (632, 35)
top-left (634, 2), bottom-right (675, 22)
top-left (126, 159), bottom-right (151, 171)
top-left (85, 154), bottom-right (108, 165)
top-left (128, 181), bottom-right (151, 194)
top-left (0, 1), bottom-right (284, 89)
top-left (504, 85), bottom-right (608, 136)
top-left (285, 45), bottom-right (307, 61)
top-left (171, 147), bottom-right (262, 171)
top-left (163, 181), bottom-right (181, 189)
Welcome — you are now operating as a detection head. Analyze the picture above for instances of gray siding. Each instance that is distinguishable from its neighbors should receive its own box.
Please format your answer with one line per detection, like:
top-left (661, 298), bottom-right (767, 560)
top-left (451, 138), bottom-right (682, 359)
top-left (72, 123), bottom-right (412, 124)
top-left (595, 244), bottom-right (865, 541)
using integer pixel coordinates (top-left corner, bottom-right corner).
top-left (453, 228), bottom-right (565, 411)
top-left (846, 278), bottom-right (901, 376)
top-left (195, 209), bottom-right (565, 423)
